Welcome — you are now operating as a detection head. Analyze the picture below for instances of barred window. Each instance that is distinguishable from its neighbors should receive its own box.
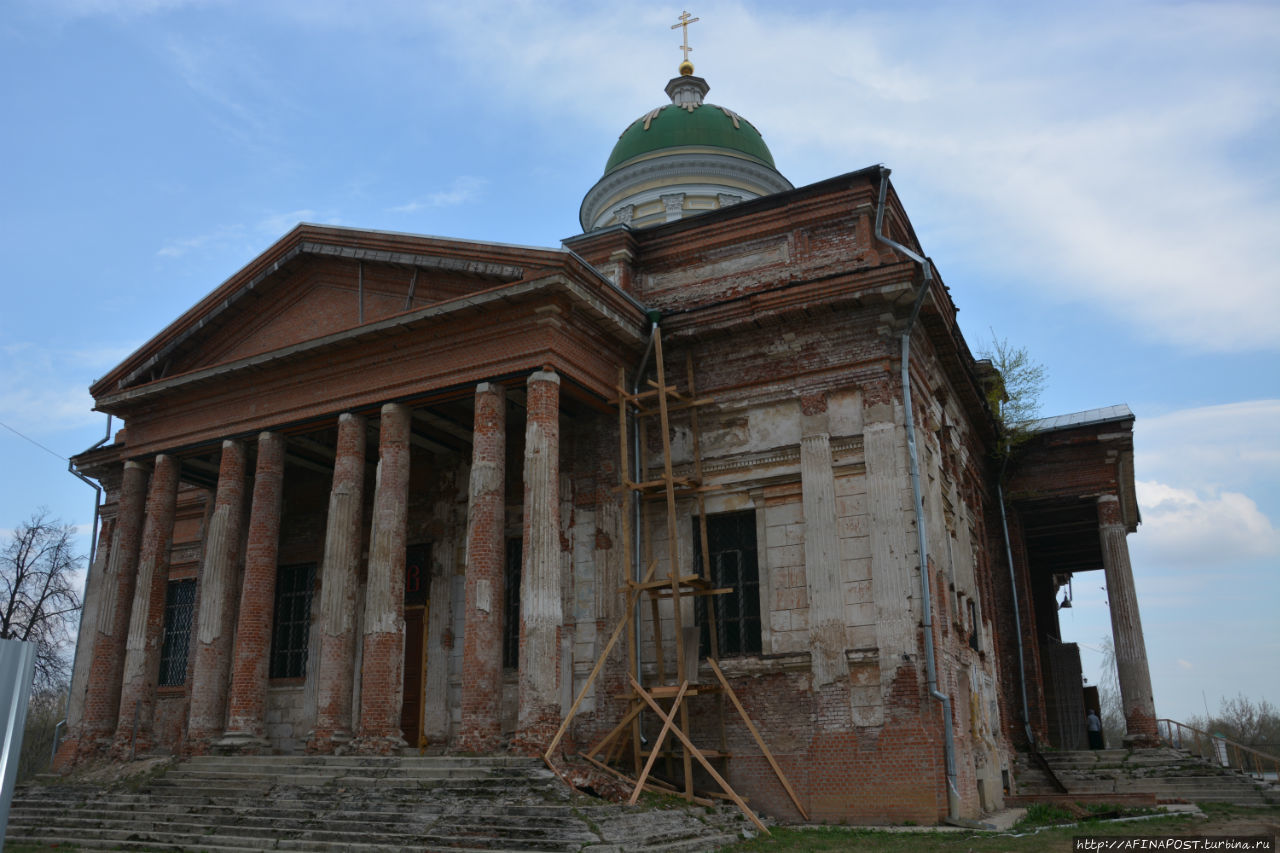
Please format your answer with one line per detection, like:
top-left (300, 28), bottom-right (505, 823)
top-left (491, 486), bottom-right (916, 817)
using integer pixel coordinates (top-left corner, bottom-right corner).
top-left (159, 579), bottom-right (196, 687)
top-left (269, 563), bottom-right (315, 679)
top-left (503, 538), bottom-right (522, 669)
top-left (695, 511), bottom-right (762, 659)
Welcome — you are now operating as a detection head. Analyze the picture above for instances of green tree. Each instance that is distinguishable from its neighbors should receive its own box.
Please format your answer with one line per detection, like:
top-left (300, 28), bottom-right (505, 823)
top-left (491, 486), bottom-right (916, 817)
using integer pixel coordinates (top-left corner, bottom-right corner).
top-left (978, 333), bottom-right (1048, 433)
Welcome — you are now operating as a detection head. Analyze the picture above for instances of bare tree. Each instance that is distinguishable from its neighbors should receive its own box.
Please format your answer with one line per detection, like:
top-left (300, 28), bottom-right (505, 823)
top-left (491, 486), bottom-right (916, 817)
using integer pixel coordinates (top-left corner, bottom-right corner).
top-left (0, 509), bottom-right (84, 691)
top-left (1097, 635), bottom-right (1125, 748)
top-left (1190, 694), bottom-right (1280, 755)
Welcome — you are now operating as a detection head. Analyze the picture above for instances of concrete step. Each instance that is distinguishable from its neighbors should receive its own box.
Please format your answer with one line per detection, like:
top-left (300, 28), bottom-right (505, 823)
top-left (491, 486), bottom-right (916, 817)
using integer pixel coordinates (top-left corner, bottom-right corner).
top-left (7, 754), bottom-right (747, 853)
top-left (1013, 748), bottom-right (1274, 806)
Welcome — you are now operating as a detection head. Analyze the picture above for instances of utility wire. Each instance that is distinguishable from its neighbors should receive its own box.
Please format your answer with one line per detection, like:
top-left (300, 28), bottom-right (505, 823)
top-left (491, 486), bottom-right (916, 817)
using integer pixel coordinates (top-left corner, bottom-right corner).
top-left (0, 419), bottom-right (68, 461)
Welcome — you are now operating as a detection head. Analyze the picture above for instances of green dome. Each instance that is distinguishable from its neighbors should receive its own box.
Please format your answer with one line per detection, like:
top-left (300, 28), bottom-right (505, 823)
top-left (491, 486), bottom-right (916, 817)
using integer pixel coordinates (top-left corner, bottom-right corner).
top-left (604, 103), bottom-right (776, 175)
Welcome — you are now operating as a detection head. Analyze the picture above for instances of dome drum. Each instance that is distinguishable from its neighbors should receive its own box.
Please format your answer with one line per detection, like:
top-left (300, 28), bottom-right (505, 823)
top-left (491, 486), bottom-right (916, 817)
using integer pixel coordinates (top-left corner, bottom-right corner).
top-left (580, 72), bottom-right (792, 232)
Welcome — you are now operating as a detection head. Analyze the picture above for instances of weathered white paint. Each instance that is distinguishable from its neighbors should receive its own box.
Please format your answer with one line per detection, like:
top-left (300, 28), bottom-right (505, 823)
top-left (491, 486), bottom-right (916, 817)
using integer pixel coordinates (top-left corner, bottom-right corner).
top-left (196, 504), bottom-right (233, 646)
top-left (66, 521), bottom-right (111, 729)
top-left (423, 545), bottom-right (455, 743)
top-left (864, 406), bottom-right (919, 677)
top-left (518, 371), bottom-right (562, 728)
top-left (800, 426), bottom-right (848, 688)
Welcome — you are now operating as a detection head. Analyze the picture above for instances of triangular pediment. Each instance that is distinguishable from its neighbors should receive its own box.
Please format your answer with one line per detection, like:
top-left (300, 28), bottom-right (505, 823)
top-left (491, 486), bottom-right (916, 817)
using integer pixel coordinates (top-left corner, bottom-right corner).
top-left (93, 225), bottom-right (567, 397)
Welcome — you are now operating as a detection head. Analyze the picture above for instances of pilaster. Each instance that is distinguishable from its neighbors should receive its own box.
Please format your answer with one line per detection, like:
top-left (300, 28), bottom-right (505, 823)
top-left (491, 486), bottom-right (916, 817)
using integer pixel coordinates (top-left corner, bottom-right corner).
top-left (800, 402), bottom-right (850, 696)
top-left (865, 400), bottom-right (918, 706)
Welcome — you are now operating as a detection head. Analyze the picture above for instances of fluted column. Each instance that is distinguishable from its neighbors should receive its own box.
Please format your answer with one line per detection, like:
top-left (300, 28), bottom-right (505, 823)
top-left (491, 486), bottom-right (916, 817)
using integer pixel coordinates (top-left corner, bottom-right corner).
top-left (1098, 494), bottom-right (1157, 743)
top-left (80, 461), bottom-right (149, 751)
top-left (112, 453), bottom-right (179, 756)
top-left (53, 508), bottom-right (116, 769)
top-left (221, 432), bottom-right (285, 748)
top-left (458, 382), bottom-right (506, 752)
top-left (310, 413), bottom-right (366, 750)
top-left (356, 403), bottom-right (411, 752)
top-left (515, 369), bottom-right (561, 753)
top-left (186, 440), bottom-right (248, 750)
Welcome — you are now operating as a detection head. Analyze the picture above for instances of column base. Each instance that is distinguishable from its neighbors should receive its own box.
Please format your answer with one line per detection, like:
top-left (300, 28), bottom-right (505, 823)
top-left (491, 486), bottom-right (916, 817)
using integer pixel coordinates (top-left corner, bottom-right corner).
top-left (511, 716), bottom-right (560, 758)
top-left (51, 735), bottom-right (80, 773)
top-left (455, 728), bottom-right (505, 755)
top-left (305, 729), bottom-right (354, 754)
top-left (109, 731), bottom-right (153, 761)
top-left (348, 733), bottom-right (407, 755)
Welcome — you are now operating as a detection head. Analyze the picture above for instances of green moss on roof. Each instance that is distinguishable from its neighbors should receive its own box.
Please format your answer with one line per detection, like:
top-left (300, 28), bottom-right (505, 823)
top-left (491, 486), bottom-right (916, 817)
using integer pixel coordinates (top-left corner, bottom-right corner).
top-left (603, 103), bottom-right (776, 175)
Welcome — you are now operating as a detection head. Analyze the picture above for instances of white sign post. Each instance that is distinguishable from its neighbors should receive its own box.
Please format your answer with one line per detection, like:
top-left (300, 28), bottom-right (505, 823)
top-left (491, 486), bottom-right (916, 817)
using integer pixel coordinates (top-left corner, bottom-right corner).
top-left (0, 638), bottom-right (37, 850)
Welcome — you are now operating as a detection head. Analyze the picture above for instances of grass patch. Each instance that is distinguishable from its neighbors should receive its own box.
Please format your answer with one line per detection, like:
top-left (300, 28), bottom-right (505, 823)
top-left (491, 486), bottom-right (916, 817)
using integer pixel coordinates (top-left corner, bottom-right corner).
top-left (721, 803), bottom-right (1280, 852)
top-left (1011, 801), bottom-right (1160, 830)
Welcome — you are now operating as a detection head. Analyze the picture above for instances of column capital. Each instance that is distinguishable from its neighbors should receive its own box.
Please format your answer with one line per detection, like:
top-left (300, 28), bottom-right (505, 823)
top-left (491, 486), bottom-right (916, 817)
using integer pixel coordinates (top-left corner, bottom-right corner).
top-left (476, 381), bottom-right (506, 396)
top-left (528, 369), bottom-right (560, 386)
top-left (1096, 493), bottom-right (1124, 527)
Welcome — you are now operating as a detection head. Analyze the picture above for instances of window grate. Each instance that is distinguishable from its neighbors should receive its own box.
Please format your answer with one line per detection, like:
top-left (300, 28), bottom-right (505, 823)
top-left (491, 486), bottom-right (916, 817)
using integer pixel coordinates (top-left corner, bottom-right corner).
top-left (694, 510), bottom-right (762, 658)
top-left (269, 563), bottom-right (315, 679)
top-left (503, 538), bottom-right (522, 669)
top-left (159, 579), bottom-right (196, 687)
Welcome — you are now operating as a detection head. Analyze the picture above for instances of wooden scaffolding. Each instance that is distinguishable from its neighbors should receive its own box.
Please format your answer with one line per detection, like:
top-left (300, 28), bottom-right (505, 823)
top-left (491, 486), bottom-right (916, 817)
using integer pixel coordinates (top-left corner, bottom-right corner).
top-left (545, 327), bottom-right (807, 832)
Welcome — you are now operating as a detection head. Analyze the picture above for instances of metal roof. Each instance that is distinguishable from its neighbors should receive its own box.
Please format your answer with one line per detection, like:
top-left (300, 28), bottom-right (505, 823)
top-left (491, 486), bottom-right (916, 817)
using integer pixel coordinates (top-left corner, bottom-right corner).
top-left (1026, 404), bottom-right (1134, 433)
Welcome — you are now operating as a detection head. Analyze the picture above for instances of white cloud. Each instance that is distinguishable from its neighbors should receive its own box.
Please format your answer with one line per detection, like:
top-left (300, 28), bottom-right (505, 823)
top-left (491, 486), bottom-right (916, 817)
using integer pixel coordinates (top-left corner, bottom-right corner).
top-left (158, 209), bottom-right (339, 260)
top-left (27, 0), bottom-right (213, 19)
top-left (1134, 480), bottom-right (1280, 567)
top-left (157, 223), bottom-right (247, 258)
top-left (390, 177), bottom-right (487, 214)
top-left (383, 1), bottom-right (1280, 353)
top-left (0, 343), bottom-right (135, 433)
top-left (256, 209), bottom-right (318, 236)
top-left (1177, 659), bottom-right (1193, 671)
top-left (1136, 400), bottom-right (1280, 492)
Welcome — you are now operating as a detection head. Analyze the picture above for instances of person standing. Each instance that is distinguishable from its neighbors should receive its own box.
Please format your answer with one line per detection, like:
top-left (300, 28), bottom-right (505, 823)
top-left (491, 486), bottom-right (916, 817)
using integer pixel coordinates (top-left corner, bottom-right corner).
top-left (1087, 709), bottom-right (1104, 749)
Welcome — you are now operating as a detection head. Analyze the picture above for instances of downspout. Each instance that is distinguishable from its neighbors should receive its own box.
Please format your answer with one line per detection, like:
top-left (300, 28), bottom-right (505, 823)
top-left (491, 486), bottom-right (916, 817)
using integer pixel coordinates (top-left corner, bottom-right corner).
top-left (631, 311), bottom-right (661, 729)
top-left (873, 167), bottom-right (960, 822)
top-left (997, 448), bottom-right (1036, 748)
top-left (56, 413), bottom-right (113, 762)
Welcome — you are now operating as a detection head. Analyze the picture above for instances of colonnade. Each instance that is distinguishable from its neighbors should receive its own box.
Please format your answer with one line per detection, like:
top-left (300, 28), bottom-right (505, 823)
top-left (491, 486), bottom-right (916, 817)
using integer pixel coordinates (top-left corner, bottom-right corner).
top-left (73, 369), bottom-right (565, 757)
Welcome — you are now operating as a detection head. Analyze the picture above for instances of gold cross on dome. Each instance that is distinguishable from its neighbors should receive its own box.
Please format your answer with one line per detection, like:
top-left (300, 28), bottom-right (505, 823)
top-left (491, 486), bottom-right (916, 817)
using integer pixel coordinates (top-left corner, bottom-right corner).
top-left (672, 10), bottom-right (700, 62)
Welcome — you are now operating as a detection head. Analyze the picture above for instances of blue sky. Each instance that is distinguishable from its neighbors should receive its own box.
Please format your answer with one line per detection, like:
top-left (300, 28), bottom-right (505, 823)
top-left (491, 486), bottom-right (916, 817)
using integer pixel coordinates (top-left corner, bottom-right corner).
top-left (1, 1), bottom-right (1276, 726)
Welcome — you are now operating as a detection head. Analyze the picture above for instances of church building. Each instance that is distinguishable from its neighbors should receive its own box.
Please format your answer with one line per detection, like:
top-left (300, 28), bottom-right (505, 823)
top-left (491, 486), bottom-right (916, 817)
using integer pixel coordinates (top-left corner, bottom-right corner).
top-left (56, 33), bottom-right (1156, 825)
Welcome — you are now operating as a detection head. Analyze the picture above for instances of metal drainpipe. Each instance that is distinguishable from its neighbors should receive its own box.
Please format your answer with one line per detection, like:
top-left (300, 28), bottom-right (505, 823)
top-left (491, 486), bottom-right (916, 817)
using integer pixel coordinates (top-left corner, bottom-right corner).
top-left (631, 313), bottom-right (660, 734)
top-left (56, 413), bottom-right (113, 762)
top-left (873, 167), bottom-right (960, 821)
top-left (997, 449), bottom-right (1036, 747)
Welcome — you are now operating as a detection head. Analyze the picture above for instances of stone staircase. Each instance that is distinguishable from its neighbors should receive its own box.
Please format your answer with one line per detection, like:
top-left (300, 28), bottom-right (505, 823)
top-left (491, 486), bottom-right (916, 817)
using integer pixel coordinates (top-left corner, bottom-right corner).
top-left (1013, 747), bottom-right (1280, 805)
top-left (5, 754), bottom-right (752, 852)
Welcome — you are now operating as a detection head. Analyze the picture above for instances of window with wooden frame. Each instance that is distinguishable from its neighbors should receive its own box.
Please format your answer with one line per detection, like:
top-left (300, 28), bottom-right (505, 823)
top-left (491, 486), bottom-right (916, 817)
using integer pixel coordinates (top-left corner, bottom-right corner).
top-left (694, 510), bottom-right (762, 659)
